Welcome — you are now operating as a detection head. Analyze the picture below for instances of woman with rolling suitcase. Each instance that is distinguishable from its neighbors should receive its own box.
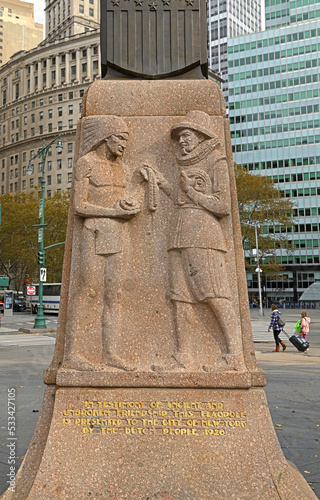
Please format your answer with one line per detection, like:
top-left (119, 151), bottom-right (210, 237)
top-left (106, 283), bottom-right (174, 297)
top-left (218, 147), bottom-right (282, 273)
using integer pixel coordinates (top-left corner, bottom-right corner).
top-left (268, 303), bottom-right (286, 352)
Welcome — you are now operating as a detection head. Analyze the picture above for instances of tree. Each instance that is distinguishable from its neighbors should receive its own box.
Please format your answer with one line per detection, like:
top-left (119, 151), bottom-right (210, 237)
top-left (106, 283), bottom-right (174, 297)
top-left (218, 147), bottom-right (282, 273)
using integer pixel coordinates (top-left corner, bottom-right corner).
top-left (0, 189), bottom-right (69, 292)
top-left (234, 166), bottom-right (296, 279)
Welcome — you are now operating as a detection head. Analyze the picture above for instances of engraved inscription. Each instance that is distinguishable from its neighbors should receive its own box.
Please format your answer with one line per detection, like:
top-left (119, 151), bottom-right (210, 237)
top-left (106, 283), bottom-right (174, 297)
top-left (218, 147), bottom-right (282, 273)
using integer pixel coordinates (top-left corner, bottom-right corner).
top-left (61, 400), bottom-right (247, 436)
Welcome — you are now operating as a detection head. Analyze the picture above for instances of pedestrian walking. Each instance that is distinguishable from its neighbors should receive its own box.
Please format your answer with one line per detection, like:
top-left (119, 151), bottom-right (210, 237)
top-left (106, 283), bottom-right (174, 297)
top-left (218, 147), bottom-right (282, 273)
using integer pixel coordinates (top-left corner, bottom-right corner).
top-left (268, 303), bottom-right (286, 352)
top-left (299, 310), bottom-right (310, 341)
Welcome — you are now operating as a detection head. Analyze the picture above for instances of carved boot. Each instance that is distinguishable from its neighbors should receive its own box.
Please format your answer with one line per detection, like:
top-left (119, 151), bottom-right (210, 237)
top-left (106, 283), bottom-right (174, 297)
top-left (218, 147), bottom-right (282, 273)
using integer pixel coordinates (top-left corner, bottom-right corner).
top-left (151, 354), bottom-right (187, 372)
top-left (280, 341), bottom-right (286, 351)
top-left (273, 345), bottom-right (281, 352)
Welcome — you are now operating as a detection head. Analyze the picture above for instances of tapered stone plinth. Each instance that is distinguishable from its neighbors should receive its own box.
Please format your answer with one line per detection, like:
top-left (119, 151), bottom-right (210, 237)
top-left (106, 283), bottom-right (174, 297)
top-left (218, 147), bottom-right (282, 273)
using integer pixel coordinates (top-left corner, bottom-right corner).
top-left (1, 80), bottom-right (316, 500)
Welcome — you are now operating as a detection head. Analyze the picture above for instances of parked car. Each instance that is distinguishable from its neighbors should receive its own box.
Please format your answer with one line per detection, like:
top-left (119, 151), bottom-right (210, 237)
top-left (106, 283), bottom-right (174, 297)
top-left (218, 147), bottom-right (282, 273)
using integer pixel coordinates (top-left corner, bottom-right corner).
top-left (13, 299), bottom-right (26, 312)
top-left (0, 301), bottom-right (4, 313)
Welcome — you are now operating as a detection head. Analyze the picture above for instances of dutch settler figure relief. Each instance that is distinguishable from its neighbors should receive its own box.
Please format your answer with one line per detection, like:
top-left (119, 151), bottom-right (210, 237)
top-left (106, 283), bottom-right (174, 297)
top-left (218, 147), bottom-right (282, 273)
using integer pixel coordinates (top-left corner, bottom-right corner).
top-left (64, 115), bottom-right (140, 371)
top-left (142, 111), bottom-right (244, 371)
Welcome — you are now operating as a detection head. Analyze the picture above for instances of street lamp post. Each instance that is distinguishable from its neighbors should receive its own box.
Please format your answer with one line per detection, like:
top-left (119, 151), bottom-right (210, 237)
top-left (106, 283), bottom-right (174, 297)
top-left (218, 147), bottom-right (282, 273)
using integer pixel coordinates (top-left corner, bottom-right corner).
top-left (254, 223), bottom-right (264, 317)
top-left (27, 135), bottom-right (63, 329)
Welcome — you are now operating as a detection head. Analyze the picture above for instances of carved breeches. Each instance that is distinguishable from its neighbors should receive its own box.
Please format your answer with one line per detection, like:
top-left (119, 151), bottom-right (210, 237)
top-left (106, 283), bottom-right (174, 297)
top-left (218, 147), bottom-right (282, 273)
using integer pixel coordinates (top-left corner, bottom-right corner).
top-left (169, 248), bottom-right (231, 303)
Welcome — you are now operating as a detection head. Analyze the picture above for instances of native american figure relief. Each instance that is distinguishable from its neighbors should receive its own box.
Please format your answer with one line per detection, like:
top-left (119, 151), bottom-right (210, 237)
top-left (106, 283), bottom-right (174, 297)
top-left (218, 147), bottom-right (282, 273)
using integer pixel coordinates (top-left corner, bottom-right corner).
top-left (142, 111), bottom-right (245, 372)
top-left (63, 115), bottom-right (140, 372)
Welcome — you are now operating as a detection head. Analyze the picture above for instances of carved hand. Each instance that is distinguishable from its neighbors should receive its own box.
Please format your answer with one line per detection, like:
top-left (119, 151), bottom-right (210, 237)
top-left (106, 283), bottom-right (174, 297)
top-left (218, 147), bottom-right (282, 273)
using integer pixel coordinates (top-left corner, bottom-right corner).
top-left (180, 171), bottom-right (194, 193)
top-left (113, 199), bottom-right (141, 218)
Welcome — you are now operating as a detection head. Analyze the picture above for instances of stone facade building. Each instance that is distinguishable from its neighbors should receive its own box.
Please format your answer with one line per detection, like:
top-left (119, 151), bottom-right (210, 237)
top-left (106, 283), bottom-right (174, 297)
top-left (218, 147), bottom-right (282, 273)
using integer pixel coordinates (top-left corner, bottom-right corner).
top-left (0, 0), bottom-right (43, 66)
top-left (0, 3), bottom-right (100, 197)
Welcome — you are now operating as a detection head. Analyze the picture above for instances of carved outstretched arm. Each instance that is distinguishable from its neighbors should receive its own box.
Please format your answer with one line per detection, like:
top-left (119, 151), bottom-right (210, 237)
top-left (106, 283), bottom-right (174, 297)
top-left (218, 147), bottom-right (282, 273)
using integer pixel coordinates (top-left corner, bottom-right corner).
top-left (141, 165), bottom-right (173, 197)
top-left (74, 158), bottom-right (140, 219)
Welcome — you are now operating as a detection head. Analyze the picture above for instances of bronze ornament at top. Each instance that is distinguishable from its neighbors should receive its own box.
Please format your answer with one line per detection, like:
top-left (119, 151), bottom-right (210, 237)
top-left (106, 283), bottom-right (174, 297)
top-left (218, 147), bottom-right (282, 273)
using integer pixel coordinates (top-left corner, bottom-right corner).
top-left (100, 0), bottom-right (208, 79)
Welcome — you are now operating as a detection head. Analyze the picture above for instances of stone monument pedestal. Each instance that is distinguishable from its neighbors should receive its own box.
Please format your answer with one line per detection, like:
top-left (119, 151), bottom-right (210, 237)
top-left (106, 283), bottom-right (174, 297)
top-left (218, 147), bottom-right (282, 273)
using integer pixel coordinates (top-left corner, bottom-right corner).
top-left (1, 80), bottom-right (316, 499)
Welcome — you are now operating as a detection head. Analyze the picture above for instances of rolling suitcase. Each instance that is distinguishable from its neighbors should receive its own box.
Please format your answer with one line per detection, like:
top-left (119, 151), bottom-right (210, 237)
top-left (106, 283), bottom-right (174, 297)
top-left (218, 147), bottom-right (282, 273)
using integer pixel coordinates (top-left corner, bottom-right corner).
top-left (284, 331), bottom-right (309, 352)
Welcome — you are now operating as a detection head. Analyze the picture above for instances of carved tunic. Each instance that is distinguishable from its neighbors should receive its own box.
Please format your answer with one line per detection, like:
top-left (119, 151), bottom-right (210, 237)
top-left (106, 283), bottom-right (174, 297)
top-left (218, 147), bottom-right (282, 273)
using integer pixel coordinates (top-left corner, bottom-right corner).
top-left (169, 144), bottom-right (230, 253)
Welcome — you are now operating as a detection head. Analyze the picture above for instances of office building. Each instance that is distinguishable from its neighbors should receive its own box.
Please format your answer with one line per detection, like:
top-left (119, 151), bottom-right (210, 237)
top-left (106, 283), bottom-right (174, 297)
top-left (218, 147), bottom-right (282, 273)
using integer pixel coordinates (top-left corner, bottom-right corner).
top-left (207, 0), bottom-right (263, 107)
top-left (0, 0), bottom-right (43, 65)
top-left (228, 15), bottom-right (320, 302)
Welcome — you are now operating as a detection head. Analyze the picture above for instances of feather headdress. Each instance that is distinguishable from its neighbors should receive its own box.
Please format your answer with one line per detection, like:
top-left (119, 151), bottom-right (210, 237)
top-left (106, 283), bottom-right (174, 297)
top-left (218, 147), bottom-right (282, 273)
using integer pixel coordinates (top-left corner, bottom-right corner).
top-left (79, 115), bottom-right (129, 157)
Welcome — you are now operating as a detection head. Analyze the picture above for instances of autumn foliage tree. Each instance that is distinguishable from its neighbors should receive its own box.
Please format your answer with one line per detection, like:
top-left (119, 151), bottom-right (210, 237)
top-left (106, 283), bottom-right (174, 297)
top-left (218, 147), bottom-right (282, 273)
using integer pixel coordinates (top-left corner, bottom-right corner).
top-left (234, 166), bottom-right (296, 279)
top-left (0, 189), bottom-right (69, 292)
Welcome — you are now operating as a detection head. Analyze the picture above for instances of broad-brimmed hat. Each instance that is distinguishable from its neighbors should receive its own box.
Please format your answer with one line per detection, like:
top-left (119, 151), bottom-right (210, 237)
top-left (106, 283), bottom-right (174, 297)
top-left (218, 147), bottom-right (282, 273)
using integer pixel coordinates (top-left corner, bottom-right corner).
top-left (171, 110), bottom-right (215, 140)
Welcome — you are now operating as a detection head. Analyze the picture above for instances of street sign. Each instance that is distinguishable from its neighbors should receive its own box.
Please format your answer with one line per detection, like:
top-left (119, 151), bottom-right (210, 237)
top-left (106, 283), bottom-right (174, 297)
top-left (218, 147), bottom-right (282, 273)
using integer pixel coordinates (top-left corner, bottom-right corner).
top-left (40, 268), bottom-right (47, 282)
top-left (27, 286), bottom-right (36, 295)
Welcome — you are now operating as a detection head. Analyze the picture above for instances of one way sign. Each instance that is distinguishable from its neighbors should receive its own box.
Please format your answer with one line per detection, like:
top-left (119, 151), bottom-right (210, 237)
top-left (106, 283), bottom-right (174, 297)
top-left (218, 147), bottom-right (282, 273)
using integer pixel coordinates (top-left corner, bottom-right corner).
top-left (40, 268), bottom-right (47, 282)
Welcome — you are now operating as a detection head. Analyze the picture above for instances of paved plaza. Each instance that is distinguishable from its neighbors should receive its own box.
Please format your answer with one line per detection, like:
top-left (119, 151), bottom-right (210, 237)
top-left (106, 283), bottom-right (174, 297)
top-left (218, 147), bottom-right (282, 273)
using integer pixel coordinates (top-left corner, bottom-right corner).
top-left (0, 309), bottom-right (319, 497)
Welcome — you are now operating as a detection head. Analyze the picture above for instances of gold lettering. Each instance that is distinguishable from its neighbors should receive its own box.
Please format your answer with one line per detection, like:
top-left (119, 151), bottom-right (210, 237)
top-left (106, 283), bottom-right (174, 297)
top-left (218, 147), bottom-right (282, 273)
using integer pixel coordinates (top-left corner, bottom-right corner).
top-left (163, 428), bottom-right (197, 435)
top-left (141, 419), bottom-right (158, 426)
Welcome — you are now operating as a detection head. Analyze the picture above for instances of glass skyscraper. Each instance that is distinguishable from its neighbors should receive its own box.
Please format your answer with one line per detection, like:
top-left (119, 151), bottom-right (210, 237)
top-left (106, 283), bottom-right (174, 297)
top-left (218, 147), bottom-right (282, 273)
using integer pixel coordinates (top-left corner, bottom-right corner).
top-left (207, 0), bottom-right (262, 107)
top-left (228, 15), bottom-right (320, 304)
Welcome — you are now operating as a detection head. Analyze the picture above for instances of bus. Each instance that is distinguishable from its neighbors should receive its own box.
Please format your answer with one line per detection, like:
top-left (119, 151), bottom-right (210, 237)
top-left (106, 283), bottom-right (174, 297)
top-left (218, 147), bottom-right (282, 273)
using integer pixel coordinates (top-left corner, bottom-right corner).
top-left (26, 283), bottom-right (61, 314)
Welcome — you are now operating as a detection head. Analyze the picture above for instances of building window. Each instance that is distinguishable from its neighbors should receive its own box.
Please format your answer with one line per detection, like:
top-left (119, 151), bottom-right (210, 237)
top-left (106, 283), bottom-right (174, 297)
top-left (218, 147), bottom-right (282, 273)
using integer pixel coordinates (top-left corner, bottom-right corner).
top-left (61, 68), bottom-right (65, 78)
top-left (71, 65), bottom-right (76, 75)
top-left (79, 4), bottom-right (84, 13)
top-left (58, 94), bottom-right (63, 102)
top-left (39, 111), bottom-right (43, 120)
top-left (31, 128), bottom-right (35, 136)
top-left (82, 63), bottom-right (87, 73)
top-left (89, 8), bottom-right (94, 16)
top-left (68, 158), bottom-right (73, 168)
top-left (47, 161), bottom-right (52, 170)
top-left (68, 172), bottom-right (72, 182)
top-left (69, 91), bottom-right (74, 99)
top-left (30, 179), bottom-right (34, 188)
top-left (23, 166), bottom-right (26, 175)
top-left (68, 105), bottom-right (73, 114)
top-left (68, 143), bottom-right (73, 153)
top-left (40, 98), bottom-right (44, 106)
top-left (24, 116), bottom-right (27, 125)
top-left (57, 159), bottom-right (62, 169)
top-left (48, 123), bottom-right (52, 132)
top-left (49, 96), bottom-right (53, 103)
top-left (82, 49), bottom-right (87, 57)
top-left (23, 152), bottom-right (26, 162)
top-left (68, 119), bottom-right (73, 129)
top-left (31, 114), bottom-right (35, 123)
top-left (58, 107), bottom-right (62, 116)
top-left (47, 175), bottom-right (51, 185)
top-left (22, 180), bottom-right (26, 190)
top-left (58, 121), bottom-right (62, 130)
top-left (47, 190), bottom-right (51, 197)
top-left (57, 174), bottom-right (62, 184)
top-left (39, 125), bottom-right (43, 134)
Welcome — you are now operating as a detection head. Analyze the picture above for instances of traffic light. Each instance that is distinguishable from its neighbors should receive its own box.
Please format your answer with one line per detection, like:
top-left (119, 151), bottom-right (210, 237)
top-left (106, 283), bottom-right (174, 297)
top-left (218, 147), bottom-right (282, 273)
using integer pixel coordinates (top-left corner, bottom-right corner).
top-left (38, 251), bottom-right (45, 266)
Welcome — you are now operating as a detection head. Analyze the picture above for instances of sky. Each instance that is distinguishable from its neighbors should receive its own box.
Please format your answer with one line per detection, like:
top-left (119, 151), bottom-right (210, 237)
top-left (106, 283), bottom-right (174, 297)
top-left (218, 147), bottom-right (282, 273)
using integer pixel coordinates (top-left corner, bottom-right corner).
top-left (30, 0), bottom-right (46, 25)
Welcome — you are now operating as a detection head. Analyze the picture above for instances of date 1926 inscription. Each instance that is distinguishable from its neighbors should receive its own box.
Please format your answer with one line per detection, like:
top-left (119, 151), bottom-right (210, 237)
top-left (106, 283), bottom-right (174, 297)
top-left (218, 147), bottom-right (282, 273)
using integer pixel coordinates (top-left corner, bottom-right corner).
top-left (61, 401), bottom-right (247, 437)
